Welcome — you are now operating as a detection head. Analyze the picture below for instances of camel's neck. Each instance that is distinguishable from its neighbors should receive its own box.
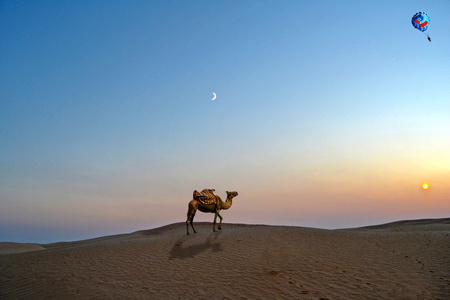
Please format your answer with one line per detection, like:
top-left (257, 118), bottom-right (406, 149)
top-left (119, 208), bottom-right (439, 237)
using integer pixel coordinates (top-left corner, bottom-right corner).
top-left (220, 195), bottom-right (233, 210)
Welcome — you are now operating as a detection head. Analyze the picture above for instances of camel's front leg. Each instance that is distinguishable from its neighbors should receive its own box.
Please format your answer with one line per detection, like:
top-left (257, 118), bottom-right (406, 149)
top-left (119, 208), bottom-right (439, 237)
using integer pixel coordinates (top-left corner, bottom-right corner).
top-left (213, 212), bottom-right (219, 232)
top-left (217, 213), bottom-right (223, 230)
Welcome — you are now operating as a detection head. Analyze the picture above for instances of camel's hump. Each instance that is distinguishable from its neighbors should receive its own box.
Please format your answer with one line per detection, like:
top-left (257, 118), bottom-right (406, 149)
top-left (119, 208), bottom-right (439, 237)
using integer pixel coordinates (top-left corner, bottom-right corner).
top-left (193, 189), bottom-right (218, 205)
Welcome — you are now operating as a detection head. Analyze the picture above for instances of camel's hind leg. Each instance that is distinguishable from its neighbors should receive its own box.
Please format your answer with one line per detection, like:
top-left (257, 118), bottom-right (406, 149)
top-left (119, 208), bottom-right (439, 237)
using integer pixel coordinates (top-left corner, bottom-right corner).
top-left (186, 200), bottom-right (198, 235)
top-left (189, 213), bottom-right (197, 234)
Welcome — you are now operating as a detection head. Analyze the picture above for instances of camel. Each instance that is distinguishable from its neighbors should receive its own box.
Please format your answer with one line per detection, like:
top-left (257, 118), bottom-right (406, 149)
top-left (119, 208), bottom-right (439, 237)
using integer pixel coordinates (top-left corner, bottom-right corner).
top-left (186, 191), bottom-right (238, 235)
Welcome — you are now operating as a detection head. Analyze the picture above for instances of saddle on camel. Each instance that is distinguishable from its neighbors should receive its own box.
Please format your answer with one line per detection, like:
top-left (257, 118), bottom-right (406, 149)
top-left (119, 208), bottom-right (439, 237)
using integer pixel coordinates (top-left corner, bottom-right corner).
top-left (193, 189), bottom-right (219, 206)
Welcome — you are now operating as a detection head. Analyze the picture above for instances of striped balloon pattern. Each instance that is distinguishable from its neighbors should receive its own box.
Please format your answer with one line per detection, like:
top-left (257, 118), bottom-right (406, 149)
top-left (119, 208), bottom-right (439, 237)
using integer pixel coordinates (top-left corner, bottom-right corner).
top-left (411, 12), bottom-right (430, 32)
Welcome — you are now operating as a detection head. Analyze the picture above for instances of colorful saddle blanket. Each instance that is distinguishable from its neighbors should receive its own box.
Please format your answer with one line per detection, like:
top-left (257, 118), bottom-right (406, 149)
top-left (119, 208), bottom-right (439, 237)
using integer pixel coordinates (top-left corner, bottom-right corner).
top-left (193, 189), bottom-right (219, 206)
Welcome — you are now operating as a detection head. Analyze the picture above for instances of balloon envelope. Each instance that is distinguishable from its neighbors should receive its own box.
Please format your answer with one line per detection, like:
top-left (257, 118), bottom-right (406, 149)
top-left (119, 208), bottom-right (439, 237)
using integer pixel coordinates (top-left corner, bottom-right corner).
top-left (411, 12), bottom-right (430, 32)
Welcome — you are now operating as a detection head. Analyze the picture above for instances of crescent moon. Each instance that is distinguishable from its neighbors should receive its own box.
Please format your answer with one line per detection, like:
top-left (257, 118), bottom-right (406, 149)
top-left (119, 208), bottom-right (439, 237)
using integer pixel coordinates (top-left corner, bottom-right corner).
top-left (211, 92), bottom-right (216, 100)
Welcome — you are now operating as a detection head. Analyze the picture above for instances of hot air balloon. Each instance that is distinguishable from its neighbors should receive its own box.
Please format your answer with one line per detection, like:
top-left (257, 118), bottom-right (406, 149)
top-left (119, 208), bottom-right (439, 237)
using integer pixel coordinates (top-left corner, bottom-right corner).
top-left (411, 12), bottom-right (431, 41)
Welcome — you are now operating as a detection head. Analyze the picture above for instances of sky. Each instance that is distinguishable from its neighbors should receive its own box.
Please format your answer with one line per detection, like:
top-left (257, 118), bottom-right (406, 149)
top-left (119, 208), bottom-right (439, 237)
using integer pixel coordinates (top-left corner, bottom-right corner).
top-left (1, 1), bottom-right (449, 243)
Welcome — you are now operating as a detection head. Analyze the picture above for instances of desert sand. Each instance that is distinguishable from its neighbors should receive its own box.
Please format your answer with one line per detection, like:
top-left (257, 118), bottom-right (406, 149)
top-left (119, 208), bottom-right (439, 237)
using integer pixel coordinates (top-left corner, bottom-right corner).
top-left (0, 218), bottom-right (449, 299)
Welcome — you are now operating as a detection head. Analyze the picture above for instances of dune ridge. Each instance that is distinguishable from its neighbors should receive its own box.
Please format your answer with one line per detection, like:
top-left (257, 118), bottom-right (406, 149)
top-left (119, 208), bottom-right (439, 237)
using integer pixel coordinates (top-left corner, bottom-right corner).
top-left (0, 218), bottom-right (449, 299)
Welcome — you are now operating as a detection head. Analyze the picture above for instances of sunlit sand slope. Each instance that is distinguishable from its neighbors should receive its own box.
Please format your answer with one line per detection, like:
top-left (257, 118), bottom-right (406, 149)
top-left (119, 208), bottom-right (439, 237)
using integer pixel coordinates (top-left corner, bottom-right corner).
top-left (1, 219), bottom-right (449, 299)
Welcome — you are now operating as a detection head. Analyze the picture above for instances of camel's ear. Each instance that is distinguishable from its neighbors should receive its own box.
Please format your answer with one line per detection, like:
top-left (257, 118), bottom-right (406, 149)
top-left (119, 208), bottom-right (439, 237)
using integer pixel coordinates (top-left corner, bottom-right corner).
top-left (226, 191), bottom-right (229, 193)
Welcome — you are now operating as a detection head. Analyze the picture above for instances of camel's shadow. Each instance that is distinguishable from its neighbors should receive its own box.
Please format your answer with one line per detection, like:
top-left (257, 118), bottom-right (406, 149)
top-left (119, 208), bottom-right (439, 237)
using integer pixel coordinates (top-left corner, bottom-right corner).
top-left (169, 231), bottom-right (223, 260)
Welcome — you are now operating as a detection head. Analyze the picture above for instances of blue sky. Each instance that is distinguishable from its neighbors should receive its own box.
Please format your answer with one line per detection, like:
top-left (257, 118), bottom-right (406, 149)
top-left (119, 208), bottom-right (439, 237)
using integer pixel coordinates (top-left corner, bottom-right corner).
top-left (1, 1), bottom-right (449, 243)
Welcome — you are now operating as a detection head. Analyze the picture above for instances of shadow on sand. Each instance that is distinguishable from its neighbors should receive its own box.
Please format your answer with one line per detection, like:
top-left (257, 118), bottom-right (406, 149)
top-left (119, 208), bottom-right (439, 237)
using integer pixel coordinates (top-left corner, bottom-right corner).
top-left (169, 231), bottom-right (223, 260)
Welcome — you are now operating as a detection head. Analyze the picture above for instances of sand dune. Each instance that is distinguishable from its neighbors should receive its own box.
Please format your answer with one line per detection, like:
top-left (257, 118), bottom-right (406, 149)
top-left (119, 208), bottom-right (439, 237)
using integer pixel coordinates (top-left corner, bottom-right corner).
top-left (1, 218), bottom-right (449, 299)
top-left (0, 243), bottom-right (45, 255)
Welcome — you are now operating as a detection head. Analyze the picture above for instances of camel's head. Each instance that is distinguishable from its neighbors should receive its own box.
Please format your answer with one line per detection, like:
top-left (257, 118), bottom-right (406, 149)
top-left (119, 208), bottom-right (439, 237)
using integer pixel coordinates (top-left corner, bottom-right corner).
top-left (226, 191), bottom-right (238, 198)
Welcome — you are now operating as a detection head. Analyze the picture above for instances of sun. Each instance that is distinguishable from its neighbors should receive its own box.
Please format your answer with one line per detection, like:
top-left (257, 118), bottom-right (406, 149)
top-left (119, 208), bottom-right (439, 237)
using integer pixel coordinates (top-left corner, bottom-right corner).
top-left (422, 183), bottom-right (429, 190)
